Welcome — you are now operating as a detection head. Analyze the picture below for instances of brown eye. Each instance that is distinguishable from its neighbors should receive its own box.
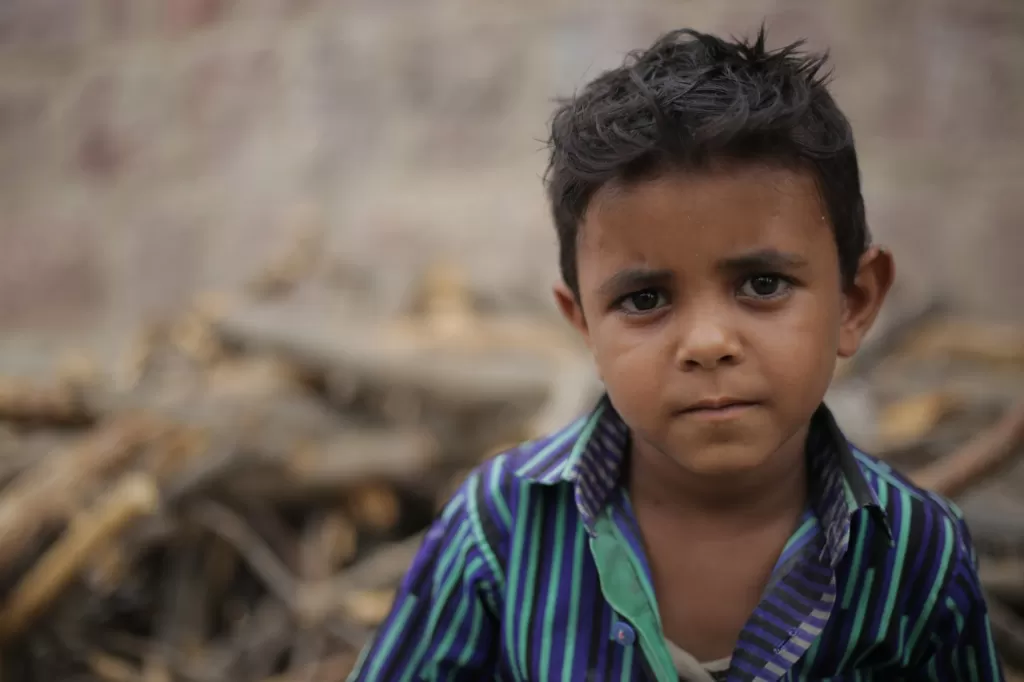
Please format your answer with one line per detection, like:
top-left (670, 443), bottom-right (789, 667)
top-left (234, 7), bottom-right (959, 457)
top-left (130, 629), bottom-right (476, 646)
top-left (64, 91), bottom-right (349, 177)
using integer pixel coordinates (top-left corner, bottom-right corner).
top-left (739, 275), bottom-right (792, 300)
top-left (620, 289), bottom-right (667, 314)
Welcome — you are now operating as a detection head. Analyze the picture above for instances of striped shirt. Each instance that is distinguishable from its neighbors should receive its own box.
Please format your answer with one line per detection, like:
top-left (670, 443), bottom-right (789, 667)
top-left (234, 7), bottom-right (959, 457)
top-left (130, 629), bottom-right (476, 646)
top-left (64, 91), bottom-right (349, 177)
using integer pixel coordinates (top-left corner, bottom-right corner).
top-left (349, 396), bottom-right (1005, 681)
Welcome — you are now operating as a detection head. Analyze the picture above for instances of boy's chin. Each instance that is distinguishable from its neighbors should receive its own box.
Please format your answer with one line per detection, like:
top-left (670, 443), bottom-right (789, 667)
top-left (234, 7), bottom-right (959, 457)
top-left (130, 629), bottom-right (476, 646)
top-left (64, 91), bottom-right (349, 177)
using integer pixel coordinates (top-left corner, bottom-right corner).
top-left (668, 442), bottom-right (779, 478)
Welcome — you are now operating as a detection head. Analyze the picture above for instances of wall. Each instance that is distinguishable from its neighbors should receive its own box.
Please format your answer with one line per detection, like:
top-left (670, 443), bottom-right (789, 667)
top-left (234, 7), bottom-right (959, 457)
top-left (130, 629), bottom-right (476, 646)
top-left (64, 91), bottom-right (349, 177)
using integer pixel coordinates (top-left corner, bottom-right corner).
top-left (1, 0), bottom-right (1021, 338)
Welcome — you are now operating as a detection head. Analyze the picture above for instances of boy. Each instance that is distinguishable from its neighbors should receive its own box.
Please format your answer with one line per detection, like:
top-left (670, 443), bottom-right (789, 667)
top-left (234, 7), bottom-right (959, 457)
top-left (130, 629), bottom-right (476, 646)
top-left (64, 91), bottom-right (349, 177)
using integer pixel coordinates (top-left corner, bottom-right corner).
top-left (349, 27), bottom-right (1005, 681)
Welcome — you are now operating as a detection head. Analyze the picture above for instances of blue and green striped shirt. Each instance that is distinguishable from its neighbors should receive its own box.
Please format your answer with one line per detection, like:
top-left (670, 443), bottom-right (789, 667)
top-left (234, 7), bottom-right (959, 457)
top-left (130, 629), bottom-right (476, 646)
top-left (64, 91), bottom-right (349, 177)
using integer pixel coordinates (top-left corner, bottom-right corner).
top-left (350, 396), bottom-right (1005, 681)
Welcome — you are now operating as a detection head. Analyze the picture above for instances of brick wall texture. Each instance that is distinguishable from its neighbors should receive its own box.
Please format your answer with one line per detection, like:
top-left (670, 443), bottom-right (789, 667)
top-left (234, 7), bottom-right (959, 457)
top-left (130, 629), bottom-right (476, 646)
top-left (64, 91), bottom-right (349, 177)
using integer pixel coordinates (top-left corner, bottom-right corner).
top-left (0, 0), bottom-right (1021, 334)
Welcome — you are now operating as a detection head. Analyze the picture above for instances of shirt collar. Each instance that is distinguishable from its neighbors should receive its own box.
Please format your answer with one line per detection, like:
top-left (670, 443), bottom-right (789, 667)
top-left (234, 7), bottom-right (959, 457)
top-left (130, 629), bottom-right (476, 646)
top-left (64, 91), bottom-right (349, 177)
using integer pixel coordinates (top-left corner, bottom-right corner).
top-left (520, 394), bottom-right (893, 564)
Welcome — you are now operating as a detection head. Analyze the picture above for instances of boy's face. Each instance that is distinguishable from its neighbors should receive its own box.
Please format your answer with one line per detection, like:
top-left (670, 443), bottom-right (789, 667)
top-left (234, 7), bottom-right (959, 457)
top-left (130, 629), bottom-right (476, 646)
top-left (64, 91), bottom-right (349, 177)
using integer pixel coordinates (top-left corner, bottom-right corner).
top-left (555, 164), bottom-right (893, 477)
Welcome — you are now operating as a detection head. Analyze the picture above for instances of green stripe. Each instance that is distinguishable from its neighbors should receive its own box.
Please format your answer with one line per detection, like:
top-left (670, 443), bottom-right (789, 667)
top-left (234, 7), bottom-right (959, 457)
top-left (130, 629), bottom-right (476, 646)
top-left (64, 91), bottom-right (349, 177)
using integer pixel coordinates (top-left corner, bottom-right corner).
top-left (466, 473), bottom-right (505, 585)
top-left (983, 616), bottom-right (1002, 675)
top-left (877, 490), bottom-right (911, 639)
top-left (561, 517), bottom-right (586, 682)
top-left (565, 401), bottom-right (602, 464)
top-left (903, 519), bottom-right (955, 663)
top-left (505, 484), bottom-right (531, 680)
top-left (517, 496), bottom-right (544, 678)
top-left (967, 646), bottom-right (980, 682)
top-left (454, 589), bottom-right (484, 669)
top-left (487, 458), bottom-right (513, 528)
top-left (780, 516), bottom-right (816, 560)
top-left (865, 462), bottom-right (931, 505)
top-left (841, 513), bottom-right (870, 609)
top-left (428, 556), bottom-right (482, 675)
top-left (618, 640), bottom-right (634, 682)
top-left (398, 535), bottom-right (473, 682)
top-left (948, 595), bottom-right (964, 632)
top-left (837, 567), bottom-right (875, 671)
top-left (364, 596), bottom-right (418, 680)
top-left (517, 415), bottom-right (588, 475)
top-left (539, 494), bottom-right (568, 676)
top-left (437, 522), bottom-right (471, 574)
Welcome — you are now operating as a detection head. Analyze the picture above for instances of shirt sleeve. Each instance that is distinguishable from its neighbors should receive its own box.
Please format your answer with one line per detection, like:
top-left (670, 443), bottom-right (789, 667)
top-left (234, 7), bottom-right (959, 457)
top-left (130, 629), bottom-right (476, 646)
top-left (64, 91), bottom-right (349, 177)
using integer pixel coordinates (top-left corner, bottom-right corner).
top-left (347, 474), bottom-right (501, 681)
top-left (910, 517), bottom-right (1006, 681)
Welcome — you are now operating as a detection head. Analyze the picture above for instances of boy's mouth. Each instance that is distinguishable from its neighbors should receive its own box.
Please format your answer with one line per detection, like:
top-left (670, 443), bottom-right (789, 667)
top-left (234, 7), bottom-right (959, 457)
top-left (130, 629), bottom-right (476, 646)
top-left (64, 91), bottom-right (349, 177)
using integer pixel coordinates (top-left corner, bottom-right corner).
top-left (677, 398), bottom-right (760, 418)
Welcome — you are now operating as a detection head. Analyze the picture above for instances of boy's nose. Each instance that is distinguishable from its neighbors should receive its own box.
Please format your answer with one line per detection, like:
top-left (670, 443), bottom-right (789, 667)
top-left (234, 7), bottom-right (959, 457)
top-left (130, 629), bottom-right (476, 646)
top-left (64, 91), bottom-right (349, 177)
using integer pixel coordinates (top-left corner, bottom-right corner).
top-left (674, 315), bottom-right (743, 370)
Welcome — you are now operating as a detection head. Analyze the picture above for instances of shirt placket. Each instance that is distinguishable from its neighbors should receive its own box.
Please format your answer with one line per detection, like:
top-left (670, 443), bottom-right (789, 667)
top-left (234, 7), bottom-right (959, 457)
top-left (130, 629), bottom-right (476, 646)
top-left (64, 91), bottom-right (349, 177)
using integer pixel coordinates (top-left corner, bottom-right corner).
top-left (589, 501), bottom-right (678, 682)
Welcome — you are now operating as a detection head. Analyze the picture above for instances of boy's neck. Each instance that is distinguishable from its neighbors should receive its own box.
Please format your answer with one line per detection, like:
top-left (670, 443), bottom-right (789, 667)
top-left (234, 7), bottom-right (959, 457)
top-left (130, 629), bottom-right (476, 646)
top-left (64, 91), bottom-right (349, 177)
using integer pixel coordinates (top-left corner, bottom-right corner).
top-left (626, 425), bottom-right (810, 529)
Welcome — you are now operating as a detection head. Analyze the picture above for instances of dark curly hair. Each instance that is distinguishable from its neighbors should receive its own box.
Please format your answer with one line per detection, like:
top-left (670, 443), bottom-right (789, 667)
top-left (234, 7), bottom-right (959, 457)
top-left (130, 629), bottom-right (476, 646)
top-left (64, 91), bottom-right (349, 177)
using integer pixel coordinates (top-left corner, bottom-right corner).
top-left (545, 26), bottom-right (869, 298)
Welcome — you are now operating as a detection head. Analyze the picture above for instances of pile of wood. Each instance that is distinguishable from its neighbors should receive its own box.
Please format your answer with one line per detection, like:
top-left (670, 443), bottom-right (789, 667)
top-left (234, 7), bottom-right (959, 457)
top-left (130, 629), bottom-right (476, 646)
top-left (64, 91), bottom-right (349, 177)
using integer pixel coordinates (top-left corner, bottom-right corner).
top-left (0, 263), bottom-right (600, 681)
top-left (0, 265), bottom-right (1021, 679)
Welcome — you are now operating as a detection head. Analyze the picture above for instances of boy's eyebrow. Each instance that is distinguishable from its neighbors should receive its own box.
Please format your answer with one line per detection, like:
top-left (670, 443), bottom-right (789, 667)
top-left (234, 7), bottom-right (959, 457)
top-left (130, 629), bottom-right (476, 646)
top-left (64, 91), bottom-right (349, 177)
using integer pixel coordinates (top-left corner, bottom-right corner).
top-left (717, 249), bottom-right (809, 273)
top-left (597, 267), bottom-right (673, 298)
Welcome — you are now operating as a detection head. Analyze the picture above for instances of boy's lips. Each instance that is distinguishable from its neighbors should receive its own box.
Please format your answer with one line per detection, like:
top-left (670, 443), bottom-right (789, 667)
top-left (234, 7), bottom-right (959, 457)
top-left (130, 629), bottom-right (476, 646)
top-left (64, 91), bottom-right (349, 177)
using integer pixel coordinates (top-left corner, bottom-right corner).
top-left (676, 397), bottom-right (761, 419)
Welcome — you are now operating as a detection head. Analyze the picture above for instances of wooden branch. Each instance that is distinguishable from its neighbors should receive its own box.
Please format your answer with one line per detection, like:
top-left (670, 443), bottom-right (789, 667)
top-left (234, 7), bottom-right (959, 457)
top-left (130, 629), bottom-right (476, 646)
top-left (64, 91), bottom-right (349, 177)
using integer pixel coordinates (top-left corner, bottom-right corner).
top-left (0, 415), bottom-right (164, 575)
top-left (295, 531), bottom-right (425, 625)
top-left (909, 401), bottom-right (1024, 498)
top-left (214, 305), bottom-right (555, 410)
top-left (0, 473), bottom-right (159, 640)
top-left (87, 651), bottom-right (144, 682)
top-left (0, 377), bottom-right (95, 426)
top-left (222, 428), bottom-right (440, 501)
top-left (262, 652), bottom-right (357, 682)
top-left (184, 501), bottom-right (299, 609)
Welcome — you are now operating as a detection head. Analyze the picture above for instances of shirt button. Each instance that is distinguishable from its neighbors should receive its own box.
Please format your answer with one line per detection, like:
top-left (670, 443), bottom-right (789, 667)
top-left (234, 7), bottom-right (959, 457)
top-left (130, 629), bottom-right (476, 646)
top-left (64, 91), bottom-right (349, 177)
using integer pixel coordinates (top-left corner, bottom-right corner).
top-left (613, 622), bottom-right (636, 646)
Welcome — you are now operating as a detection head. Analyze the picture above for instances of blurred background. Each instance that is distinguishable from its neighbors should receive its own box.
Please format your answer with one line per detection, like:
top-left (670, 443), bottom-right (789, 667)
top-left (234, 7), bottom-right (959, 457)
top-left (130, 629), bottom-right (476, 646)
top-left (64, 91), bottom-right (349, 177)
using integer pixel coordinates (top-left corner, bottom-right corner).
top-left (0, 1), bottom-right (1022, 680)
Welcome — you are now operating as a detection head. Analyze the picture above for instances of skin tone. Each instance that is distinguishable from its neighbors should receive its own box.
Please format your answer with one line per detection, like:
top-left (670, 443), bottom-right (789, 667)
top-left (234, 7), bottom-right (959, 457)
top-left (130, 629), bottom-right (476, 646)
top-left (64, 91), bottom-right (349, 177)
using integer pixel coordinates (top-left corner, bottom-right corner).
top-left (554, 162), bottom-right (894, 662)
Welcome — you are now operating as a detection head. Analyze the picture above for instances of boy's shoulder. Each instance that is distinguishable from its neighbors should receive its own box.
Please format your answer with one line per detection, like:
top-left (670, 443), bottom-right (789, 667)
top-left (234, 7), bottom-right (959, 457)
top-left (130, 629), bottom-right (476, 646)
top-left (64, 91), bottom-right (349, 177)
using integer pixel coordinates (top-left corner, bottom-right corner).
top-left (479, 413), bottom-right (592, 488)
top-left (454, 415), bottom-right (591, 527)
top-left (847, 446), bottom-right (977, 561)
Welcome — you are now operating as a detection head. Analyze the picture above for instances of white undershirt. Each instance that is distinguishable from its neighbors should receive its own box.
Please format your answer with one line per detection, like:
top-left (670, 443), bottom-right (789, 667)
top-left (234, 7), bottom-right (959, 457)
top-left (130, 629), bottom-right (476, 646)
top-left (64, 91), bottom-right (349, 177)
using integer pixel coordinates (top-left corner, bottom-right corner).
top-left (665, 638), bottom-right (731, 682)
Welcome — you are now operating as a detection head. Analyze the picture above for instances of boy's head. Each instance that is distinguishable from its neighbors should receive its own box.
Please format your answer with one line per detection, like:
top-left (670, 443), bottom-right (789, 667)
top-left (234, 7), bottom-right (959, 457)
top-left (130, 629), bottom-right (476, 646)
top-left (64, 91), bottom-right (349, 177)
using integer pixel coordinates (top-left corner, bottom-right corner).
top-left (546, 28), bottom-right (893, 477)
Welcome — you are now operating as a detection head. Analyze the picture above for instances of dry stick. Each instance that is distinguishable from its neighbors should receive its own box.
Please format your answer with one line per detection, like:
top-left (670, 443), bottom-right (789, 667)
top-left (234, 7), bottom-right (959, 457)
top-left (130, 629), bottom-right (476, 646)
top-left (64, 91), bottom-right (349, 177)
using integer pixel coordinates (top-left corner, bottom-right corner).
top-left (234, 500), bottom-right (301, 575)
top-left (145, 531), bottom-right (204, 682)
top-left (909, 401), bottom-right (1024, 498)
top-left (185, 501), bottom-right (299, 610)
top-left (0, 415), bottom-right (164, 575)
top-left (87, 650), bottom-right (144, 682)
top-left (296, 531), bottom-right (425, 625)
top-left (0, 378), bottom-right (95, 426)
top-left (261, 652), bottom-right (357, 682)
top-left (226, 600), bottom-right (295, 682)
top-left (0, 473), bottom-right (160, 641)
top-left (287, 514), bottom-right (338, 680)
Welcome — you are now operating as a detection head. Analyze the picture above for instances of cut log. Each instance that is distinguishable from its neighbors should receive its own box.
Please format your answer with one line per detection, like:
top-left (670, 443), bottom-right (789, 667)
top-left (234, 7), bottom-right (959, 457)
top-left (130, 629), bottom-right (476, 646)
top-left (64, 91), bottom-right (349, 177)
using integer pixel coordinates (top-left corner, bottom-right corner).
top-left (0, 377), bottom-right (96, 426)
top-left (222, 428), bottom-right (441, 500)
top-left (213, 304), bottom-right (555, 411)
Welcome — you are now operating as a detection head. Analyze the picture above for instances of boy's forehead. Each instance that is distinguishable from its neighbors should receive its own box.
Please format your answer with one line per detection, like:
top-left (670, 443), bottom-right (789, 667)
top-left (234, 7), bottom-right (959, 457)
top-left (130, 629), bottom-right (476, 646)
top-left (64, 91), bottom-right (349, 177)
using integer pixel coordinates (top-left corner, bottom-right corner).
top-left (578, 167), bottom-right (832, 269)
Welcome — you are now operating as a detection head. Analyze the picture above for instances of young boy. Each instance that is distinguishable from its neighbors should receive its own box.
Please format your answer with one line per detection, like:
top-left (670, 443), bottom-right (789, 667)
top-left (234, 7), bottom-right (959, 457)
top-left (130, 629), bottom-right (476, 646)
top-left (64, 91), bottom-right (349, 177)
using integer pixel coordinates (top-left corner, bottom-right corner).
top-left (348, 28), bottom-right (1005, 681)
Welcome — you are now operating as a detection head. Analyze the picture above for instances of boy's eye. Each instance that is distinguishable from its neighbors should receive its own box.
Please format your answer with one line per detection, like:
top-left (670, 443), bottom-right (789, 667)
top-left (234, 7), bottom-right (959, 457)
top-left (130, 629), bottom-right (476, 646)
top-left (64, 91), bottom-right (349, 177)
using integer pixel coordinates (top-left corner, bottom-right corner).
top-left (619, 289), bottom-right (667, 314)
top-left (739, 275), bottom-right (791, 299)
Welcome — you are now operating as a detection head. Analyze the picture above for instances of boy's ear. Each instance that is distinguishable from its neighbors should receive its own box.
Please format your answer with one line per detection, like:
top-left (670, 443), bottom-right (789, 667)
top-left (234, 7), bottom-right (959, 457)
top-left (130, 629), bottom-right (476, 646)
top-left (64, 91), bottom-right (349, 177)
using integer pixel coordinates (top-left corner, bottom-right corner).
top-left (838, 246), bottom-right (895, 358)
top-left (553, 281), bottom-right (592, 347)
